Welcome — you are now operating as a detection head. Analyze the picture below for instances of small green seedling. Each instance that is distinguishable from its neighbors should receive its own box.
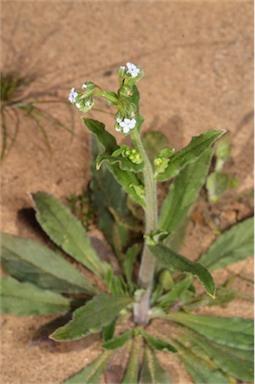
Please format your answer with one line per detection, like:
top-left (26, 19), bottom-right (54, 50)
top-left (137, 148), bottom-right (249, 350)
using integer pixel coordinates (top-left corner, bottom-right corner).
top-left (1, 63), bottom-right (253, 383)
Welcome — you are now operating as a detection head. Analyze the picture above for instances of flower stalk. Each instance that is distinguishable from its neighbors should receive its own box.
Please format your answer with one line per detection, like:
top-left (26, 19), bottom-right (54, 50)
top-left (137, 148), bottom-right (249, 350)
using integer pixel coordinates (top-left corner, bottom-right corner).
top-left (132, 128), bottom-right (158, 325)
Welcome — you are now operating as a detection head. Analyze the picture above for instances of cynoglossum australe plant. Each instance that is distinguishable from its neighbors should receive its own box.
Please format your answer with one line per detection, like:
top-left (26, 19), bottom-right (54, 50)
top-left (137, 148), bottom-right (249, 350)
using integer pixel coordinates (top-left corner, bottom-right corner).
top-left (1, 63), bottom-right (254, 383)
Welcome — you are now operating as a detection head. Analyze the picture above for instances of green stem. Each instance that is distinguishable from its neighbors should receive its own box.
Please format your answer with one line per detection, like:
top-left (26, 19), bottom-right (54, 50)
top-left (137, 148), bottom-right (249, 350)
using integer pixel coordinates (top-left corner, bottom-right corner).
top-left (132, 128), bottom-right (158, 325)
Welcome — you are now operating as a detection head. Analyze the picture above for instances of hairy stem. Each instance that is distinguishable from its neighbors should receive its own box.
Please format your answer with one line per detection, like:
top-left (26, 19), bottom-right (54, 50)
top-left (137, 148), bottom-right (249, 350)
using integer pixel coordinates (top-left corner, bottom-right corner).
top-left (132, 129), bottom-right (158, 325)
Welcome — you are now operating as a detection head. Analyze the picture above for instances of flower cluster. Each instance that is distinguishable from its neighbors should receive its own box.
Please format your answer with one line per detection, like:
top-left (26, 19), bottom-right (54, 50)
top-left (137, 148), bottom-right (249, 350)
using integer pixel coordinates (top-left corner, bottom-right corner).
top-left (68, 83), bottom-right (94, 112)
top-left (117, 62), bottom-right (144, 84)
top-left (115, 117), bottom-right (136, 134)
top-left (68, 88), bottom-right (78, 104)
top-left (126, 62), bottom-right (141, 78)
top-left (123, 147), bottom-right (142, 164)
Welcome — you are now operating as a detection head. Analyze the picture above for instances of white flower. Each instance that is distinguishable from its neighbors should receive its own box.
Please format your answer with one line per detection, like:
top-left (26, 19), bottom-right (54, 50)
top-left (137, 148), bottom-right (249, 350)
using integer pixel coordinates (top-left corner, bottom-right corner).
top-left (116, 117), bottom-right (136, 134)
top-left (68, 88), bottom-right (78, 104)
top-left (82, 83), bottom-right (88, 89)
top-left (85, 100), bottom-right (91, 106)
top-left (126, 62), bottom-right (140, 78)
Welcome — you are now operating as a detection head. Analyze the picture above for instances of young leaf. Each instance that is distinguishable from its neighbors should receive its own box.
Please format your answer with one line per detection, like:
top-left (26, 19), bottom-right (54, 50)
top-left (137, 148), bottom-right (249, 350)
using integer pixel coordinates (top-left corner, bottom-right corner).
top-left (122, 336), bottom-right (143, 384)
top-left (140, 346), bottom-right (171, 384)
top-left (167, 312), bottom-right (253, 351)
top-left (1, 233), bottom-right (96, 295)
top-left (51, 294), bottom-right (132, 341)
top-left (105, 269), bottom-right (129, 295)
top-left (142, 331), bottom-right (177, 353)
top-left (102, 330), bottom-right (133, 350)
top-left (31, 191), bottom-right (111, 279)
top-left (158, 275), bottom-right (193, 308)
top-left (1, 276), bottom-right (71, 315)
top-left (63, 351), bottom-right (112, 384)
top-left (149, 243), bottom-right (215, 297)
top-left (124, 244), bottom-right (140, 292)
top-left (159, 148), bottom-right (213, 244)
top-left (198, 217), bottom-right (254, 271)
top-left (156, 130), bottom-right (224, 181)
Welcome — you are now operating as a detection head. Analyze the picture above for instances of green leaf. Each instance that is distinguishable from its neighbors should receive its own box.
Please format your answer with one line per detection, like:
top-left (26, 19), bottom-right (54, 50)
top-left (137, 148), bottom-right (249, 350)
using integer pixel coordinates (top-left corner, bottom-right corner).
top-left (0, 233), bottom-right (96, 295)
top-left (51, 294), bottom-right (132, 341)
top-left (156, 130), bottom-right (224, 181)
top-left (102, 330), bottom-right (133, 350)
top-left (178, 342), bottom-right (230, 384)
top-left (1, 276), bottom-right (71, 315)
top-left (86, 119), bottom-right (145, 207)
top-left (90, 135), bottom-right (132, 258)
top-left (140, 346), bottom-right (171, 384)
top-left (159, 148), bottom-right (213, 245)
top-left (149, 243), bottom-right (215, 297)
top-left (198, 217), bottom-right (254, 271)
top-left (63, 351), bottom-right (112, 384)
top-left (142, 331), bottom-right (177, 353)
top-left (167, 312), bottom-right (253, 351)
top-left (184, 330), bottom-right (254, 382)
top-left (122, 336), bottom-right (143, 384)
top-left (158, 275), bottom-right (193, 308)
top-left (185, 285), bottom-right (237, 310)
top-left (124, 244), bottom-right (140, 292)
top-left (31, 191), bottom-right (110, 279)
top-left (105, 269), bottom-right (129, 295)
top-left (102, 319), bottom-right (116, 342)
top-left (84, 118), bottom-right (118, 155)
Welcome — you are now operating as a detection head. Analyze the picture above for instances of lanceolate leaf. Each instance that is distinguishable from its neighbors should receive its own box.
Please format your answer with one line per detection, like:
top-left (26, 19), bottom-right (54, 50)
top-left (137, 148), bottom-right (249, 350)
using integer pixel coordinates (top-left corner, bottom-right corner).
top-left (122, 336), bottom-right (143, 384)
top-left (90, 136), bottom-right (132, 258)
top-left (85, 118), bottom-right (145, 207)
top-left (178, 341), bottom-right (230, 384)
top-left (159, 149), bottom-right (213, 244)
top-left (31, 192), bottom-right (111, 279)
top-left (102, 330), bottom-right (133, 350)
top-left (83, 118), bottom-right (118, 155)
top-left (124, 244), bottom-right (140, 292)
top-left (140, 346), bottom-right (171, 384)
top-left (64, 351), bottom-right (112, 384)
top-left (183, 330), bottom-right (254, 382)
top-left (167, 312), bottom-right (253, 351)
top-left (142, 331), bottom-right (177, 353)
top-left (1, 276), bottom-right (71, 315)
top-left (0, 233), bottom-right (96, 295)
top-left (156, 130), bottom-right (224, 181)
top-left (149, 244), bottom-right (215, 297)
top-left (158, 275), bottom-right (193, 308)
top-left (198, 217), bottom-right (254, 271)
top-left (51, 294), bottom-right (132, 341)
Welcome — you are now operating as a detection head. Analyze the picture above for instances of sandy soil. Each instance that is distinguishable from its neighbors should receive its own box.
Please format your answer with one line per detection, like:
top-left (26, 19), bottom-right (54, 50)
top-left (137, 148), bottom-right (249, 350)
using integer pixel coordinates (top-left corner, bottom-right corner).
top-left (1, 1), bottom-right (253, 383)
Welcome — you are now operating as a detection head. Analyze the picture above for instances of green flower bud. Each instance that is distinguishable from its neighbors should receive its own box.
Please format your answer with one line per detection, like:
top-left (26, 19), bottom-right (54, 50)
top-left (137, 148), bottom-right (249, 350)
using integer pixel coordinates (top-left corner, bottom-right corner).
top-left (119, 85), bottom-right (134, 98)
top-left (75, 96), bottom-right (94, 113)
top-left (117, 65), bottom-right (126, 79)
